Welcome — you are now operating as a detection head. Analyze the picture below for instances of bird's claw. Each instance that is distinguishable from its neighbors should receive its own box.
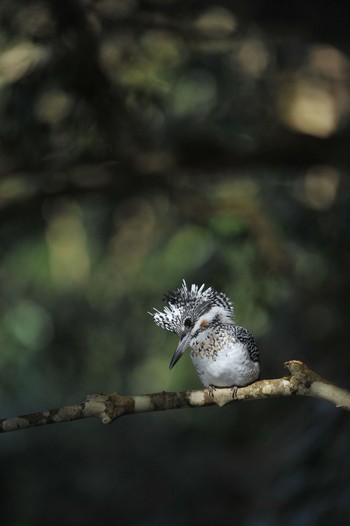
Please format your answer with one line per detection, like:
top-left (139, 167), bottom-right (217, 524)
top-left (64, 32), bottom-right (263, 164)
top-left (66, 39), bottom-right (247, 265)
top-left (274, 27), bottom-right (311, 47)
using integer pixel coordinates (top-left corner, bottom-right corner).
top-left (208, 385), bottom-right (217, 397)
top-left (231, 385), bottom-right (238, 399)
top-left (208, 384), bottom-right (238, 400)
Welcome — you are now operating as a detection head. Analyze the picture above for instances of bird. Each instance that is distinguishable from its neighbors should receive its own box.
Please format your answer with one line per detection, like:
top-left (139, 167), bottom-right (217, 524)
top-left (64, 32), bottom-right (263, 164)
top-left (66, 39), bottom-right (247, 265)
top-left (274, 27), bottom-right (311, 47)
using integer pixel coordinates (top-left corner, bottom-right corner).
top-left (150, 280), bottom-right (260, 392)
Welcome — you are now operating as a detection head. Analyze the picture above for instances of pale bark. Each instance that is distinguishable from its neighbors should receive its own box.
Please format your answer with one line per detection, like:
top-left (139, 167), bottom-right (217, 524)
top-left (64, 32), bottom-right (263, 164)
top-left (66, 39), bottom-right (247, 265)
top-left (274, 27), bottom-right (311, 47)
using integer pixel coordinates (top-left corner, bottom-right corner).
top-left (1, 360), bottom-right (349, 433)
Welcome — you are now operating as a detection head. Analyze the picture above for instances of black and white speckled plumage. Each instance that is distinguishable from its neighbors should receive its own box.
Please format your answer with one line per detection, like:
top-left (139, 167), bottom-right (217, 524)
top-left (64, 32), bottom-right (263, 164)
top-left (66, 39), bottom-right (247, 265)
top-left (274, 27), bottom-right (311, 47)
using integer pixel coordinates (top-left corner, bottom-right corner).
top-left (151, 280), bottom-right (233, 337)
top-left (150, 280), bottom-right (260, 388)
top-left (235, 326), bottom-right (259, 363)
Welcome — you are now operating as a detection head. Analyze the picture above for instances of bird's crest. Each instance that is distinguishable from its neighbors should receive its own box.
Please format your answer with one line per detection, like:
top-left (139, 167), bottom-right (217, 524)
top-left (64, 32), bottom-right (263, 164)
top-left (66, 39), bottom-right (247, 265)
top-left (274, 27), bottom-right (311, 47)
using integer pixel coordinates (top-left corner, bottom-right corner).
top-left (150, 280), bottom-right (234, 336)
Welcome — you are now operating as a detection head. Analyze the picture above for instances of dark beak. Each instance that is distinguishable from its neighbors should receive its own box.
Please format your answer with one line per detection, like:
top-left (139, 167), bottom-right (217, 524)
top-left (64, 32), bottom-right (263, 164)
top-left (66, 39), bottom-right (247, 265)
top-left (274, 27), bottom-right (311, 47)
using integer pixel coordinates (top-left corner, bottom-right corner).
top-left (169, 332), bottom-right (192, 370)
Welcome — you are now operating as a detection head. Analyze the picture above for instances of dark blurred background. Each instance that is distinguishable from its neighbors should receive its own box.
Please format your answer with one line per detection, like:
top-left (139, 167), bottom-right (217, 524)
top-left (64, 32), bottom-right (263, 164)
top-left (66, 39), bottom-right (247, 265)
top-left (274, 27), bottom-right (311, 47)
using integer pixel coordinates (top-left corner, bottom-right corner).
top-left (0, 0), bottom-right (350, 524)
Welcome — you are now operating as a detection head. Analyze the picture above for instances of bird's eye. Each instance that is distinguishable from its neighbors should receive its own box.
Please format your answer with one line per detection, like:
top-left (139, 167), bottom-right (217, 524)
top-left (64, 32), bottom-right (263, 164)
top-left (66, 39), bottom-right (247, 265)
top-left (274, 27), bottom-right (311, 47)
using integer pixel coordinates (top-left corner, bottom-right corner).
top-left (184, 317), bottom-right (192, 328)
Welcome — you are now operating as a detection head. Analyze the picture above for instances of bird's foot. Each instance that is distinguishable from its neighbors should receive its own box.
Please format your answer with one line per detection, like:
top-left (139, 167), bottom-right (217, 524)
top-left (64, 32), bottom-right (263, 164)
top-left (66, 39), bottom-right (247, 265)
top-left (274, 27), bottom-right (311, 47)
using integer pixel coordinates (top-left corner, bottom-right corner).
top-left (206, 384), bottom-right (238, 407)
top-left (230, 385), bottom-right (238, 399)
top-left (208, 384), bottom-right (238, 400)
top-left (208, 385), bottom-right (217, 397)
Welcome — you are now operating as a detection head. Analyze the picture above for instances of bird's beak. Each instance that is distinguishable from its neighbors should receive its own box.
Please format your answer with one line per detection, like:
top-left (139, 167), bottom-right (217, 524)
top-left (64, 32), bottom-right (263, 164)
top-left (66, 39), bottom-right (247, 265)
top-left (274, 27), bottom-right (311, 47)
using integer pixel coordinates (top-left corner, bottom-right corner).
top-left (169, 332), bottom-right (192, 370)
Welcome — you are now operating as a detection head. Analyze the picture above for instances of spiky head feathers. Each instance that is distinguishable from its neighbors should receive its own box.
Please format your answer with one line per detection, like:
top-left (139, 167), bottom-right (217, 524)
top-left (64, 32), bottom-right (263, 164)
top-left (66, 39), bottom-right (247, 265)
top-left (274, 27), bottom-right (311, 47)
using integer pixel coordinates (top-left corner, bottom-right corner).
top-left (150, 280), bottom-right (234, 337)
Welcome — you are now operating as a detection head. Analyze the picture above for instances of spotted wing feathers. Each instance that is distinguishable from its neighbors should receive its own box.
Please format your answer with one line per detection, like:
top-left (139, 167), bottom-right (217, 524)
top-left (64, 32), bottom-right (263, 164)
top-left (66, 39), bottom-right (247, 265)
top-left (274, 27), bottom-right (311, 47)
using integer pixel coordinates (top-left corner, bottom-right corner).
top-left (235, 325), bottom-right (260, 363)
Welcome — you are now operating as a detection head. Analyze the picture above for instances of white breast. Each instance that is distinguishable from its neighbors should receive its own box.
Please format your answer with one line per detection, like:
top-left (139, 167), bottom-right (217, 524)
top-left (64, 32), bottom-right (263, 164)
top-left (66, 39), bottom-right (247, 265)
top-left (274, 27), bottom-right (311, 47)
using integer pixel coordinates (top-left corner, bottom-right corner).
top-left (189, 326), bottom-right (259, 387)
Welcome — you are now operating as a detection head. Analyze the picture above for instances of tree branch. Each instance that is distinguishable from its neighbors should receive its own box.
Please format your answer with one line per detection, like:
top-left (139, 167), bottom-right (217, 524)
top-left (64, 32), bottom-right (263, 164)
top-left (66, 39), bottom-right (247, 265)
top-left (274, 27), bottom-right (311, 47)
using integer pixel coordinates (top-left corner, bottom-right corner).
top-left (1, 361), bottom-right (349, 434)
